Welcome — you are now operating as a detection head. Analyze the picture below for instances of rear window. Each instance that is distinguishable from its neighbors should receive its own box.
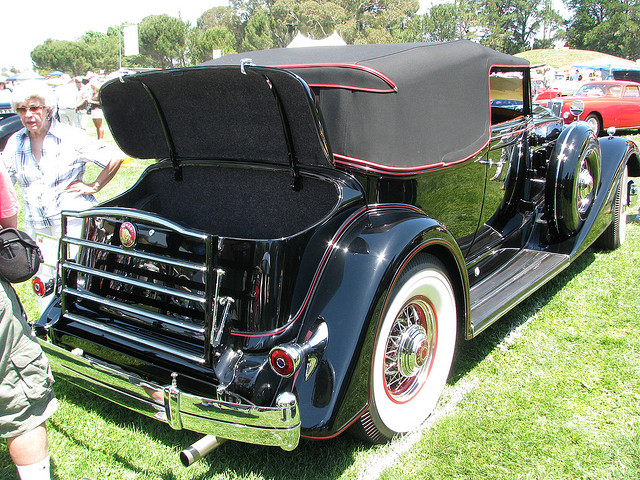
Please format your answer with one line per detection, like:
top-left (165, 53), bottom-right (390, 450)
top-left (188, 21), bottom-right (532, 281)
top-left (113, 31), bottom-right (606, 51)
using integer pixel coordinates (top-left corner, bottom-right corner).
top-left (490, 69), bottom-right (525, 125)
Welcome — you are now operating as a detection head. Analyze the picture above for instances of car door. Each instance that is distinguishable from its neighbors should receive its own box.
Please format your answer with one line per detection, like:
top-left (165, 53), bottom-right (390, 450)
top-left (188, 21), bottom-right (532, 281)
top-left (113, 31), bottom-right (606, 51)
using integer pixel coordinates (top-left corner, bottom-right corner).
top-left (617, 84), bottom-right (640, 128)
top-left (466, 68), bottom-right (533, 283)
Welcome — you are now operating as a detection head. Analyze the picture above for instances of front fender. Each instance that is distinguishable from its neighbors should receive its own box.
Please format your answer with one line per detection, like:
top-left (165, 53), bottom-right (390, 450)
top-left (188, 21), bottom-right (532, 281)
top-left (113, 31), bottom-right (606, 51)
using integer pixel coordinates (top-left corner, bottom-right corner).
top-left (583, 133), bottom-right (640, 244)
top-left (548, 130), bottom-right (639, 256)
top-left (292, 204), bottom-right (467, 438)
top-left (546, 122), bottom-right (601, 239)
top-left (599, 134), bottom-right (640, 180)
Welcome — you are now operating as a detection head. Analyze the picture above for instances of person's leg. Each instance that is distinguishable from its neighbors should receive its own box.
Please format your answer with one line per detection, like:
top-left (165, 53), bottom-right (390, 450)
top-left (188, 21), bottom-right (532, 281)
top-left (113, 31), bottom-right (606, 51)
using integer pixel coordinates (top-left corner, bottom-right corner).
top-left (7, 423), bottom-right (48, 465)
top-left (93, 118), bottom-right (104, 139)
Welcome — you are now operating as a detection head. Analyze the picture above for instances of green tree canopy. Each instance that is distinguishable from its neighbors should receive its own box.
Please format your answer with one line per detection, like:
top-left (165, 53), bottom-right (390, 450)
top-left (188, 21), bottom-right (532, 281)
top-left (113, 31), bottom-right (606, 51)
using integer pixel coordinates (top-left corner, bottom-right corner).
top-left (564, 0), bottom-right (640, 59)
top-left (26, 0), bottom-right (635, 75)
top-left (189, 27), bottom-right (238, 64)
top-left (30, 30), bottom-right (120, 76)
top-left (138, 14), bottom-right (189, 68)
top-left (241, 8), bottom-right (274, 51)
top-left (271, 0), bottom-right (349, 46)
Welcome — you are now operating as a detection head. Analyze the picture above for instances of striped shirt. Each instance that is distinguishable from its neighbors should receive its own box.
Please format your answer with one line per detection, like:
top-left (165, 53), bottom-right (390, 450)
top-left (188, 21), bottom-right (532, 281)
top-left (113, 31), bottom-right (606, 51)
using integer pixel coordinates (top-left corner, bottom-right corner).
top-left (2, 119), bottom-right (120, 229)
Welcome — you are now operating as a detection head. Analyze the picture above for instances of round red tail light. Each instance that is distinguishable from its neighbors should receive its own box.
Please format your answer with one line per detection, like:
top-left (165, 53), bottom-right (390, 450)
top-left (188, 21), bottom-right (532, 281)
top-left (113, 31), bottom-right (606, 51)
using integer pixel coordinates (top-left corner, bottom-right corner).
top-left (32, 277), bottom-right (46, 297)
top-left (270, 348), bottom-right (296, 377)
top-left (32, 277), bottom-right (54, 297)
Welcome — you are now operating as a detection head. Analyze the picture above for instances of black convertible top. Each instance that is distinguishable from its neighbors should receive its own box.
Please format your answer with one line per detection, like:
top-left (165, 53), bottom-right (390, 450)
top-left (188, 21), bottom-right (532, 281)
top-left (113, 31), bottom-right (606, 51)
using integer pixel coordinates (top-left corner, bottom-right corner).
top-left (102, 40), bottom-right (528, 175)
top-left (207, 40), bottom-right (528, 174)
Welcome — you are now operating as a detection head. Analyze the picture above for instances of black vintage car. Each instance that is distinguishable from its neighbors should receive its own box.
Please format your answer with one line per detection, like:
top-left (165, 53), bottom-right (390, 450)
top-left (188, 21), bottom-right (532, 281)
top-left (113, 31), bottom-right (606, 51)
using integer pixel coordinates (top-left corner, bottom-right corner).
top-left (36, 41), bottom-right (639, 464)
top-left (0, 101), bottom-right (21, 151)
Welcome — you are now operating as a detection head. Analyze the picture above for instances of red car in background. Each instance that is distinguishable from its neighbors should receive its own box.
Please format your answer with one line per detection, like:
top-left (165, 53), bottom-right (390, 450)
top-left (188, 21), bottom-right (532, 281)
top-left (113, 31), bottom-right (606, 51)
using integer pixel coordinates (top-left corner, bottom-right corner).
top-left (546, 81), bottom-right (640, 135)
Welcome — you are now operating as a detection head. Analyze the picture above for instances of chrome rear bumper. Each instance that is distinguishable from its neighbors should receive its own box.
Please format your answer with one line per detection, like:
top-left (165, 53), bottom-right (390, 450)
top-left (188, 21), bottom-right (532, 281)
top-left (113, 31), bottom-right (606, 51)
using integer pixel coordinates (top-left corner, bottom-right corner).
top-left (40, 340), bottom-right (300, 450)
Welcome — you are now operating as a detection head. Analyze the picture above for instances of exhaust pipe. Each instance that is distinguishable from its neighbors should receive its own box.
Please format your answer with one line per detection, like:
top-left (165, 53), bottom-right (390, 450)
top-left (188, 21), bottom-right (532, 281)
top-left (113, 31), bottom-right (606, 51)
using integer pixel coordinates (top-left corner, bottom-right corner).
top-left (180, 435), bottom-right (228, 466)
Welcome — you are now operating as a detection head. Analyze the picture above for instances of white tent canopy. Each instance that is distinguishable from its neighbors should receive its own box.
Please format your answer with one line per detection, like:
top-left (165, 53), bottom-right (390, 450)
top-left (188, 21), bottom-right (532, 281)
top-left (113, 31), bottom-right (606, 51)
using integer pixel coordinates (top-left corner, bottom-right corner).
top-left (287, 31), bottom-right (346, 48)
top-left (572, 57), bottom-right (640, 72)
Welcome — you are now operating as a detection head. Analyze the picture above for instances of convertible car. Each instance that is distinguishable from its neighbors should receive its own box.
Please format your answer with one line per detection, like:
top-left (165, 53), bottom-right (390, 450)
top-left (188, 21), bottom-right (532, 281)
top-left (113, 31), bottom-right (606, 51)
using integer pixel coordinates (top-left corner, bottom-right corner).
top-left (546, 80), bottom-right (640, 135)
top-left (34, 41), bottom-right (638, 465)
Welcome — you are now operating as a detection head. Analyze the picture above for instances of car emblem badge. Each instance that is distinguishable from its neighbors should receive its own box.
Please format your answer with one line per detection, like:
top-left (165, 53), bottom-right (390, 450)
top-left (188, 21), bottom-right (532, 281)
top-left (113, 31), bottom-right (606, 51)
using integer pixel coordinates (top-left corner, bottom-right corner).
top-left (119, 222), bottom-right (137, 248)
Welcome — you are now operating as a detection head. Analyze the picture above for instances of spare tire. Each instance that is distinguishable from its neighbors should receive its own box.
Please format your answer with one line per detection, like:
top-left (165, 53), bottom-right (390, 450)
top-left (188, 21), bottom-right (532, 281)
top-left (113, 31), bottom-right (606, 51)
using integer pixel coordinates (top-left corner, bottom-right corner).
top-left (546, 123), bottom-right (601, 239)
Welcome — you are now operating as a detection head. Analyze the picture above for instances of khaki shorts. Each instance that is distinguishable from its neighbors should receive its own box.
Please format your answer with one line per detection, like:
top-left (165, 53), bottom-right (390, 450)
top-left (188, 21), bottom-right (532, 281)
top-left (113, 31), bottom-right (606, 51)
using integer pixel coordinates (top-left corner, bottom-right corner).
top-left (0, 281), bottom-right (57, 438)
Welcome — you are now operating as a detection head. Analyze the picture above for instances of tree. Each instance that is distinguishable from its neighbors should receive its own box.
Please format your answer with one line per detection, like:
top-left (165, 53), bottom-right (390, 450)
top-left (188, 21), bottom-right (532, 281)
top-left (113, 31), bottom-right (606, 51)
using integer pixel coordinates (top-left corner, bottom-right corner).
top-left (241, 8), bottom-right (274, 51)
top-left (189, 27), bottom-right (237, 64)
top-left (30, 32), bottom-right (120, 76)
top-left (197, 6), bottom-right (246, 51)
top-left (197, 6), bottom-right (236, 30)
top-left (537, 0), bottom-right (564, 48)
top-left (138, 15), bottom-right (189, 68)
top-left (270, 0), bottom-right (349, 47)
top-left (478, 0), bottom-right (559, 53)
top-left (81, 30), bottom-right (120, 72)
top-left (565, 0), bottom-right (640, 59)
top-left (425, 4), bottom-right (459, 42)
top-left (339, 0), bottom-right (419, 43)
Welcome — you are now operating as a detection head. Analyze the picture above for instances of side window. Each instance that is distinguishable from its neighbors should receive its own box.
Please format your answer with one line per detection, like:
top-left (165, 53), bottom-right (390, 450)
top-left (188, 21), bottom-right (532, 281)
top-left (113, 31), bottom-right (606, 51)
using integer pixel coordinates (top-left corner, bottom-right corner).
top-left (490, 69), bottom-right (526, 125)
top-left (624, 85), bottom-right (640, 98)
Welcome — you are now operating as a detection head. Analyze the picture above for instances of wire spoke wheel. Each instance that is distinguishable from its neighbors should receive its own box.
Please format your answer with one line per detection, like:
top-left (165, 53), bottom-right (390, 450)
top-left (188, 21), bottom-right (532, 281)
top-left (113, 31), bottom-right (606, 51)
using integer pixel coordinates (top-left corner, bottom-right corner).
top-left (383, 298), bottom-right (437, 401)
top-left (353, 254), bottom-right (457, 443)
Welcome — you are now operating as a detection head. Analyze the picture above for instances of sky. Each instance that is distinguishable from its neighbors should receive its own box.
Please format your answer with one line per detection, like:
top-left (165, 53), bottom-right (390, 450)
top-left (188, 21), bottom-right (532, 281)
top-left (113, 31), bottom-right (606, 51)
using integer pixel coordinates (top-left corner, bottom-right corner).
top-left (2, 0), bottom-right (435, 72)
top-left (2, 0), bottom-right (229, 71)
top-left (9, 0), bottom-right (548, 72)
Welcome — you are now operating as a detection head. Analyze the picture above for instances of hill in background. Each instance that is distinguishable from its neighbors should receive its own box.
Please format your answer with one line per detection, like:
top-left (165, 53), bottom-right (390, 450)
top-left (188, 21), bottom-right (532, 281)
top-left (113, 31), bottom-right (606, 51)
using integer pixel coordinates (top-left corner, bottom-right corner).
top-left (516, 48), bottom-right (630, 69)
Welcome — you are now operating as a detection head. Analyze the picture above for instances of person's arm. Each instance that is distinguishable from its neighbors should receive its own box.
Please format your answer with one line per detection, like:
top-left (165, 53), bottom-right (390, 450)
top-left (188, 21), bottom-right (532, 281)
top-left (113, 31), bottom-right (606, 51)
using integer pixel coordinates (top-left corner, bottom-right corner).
top-left (66, 156), bottom-right (125, 195)
top-left (0, 154), bottom-right (19, 229)
top-left (0, 213), bottom-right (17, 230)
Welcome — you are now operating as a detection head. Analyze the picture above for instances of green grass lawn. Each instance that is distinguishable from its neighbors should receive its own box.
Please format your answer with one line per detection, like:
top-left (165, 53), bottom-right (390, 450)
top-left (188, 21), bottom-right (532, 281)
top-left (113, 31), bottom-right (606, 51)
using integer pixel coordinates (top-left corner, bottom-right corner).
top-left (1, 131), bottom-right (639, 479)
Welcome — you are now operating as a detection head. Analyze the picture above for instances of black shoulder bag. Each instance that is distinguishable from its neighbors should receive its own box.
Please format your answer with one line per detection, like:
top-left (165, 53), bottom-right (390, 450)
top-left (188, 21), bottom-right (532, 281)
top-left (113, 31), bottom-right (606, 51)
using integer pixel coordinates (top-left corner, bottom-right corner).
top-left (0, 228), bottom-right (43, 283)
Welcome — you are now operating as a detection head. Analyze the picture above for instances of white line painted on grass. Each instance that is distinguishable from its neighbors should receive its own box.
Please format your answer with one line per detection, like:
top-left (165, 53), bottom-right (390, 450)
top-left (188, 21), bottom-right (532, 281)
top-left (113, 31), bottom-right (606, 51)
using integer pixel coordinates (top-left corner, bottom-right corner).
top-left (355, 313), bottom-right (535, 480)
top-left (355, 376), bottom-right (479, 480)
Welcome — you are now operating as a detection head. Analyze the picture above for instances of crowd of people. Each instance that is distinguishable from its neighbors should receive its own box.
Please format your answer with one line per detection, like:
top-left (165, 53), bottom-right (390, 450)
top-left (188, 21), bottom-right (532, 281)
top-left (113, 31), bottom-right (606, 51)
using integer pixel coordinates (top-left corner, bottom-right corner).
top-left (47, 74), bottom-right (107, 140)
top-left (530, 65), bottom-right (614, 97)
top-left (0, 78), bottom-right (125, 479)
top-left (1, 72), bottom-right (108, 140)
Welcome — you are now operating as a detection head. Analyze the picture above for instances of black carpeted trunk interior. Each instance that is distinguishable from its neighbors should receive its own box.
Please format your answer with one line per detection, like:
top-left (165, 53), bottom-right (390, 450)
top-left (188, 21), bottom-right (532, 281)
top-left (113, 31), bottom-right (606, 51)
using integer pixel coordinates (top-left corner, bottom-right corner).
top-left (108, 165), bottom-right (340, 239)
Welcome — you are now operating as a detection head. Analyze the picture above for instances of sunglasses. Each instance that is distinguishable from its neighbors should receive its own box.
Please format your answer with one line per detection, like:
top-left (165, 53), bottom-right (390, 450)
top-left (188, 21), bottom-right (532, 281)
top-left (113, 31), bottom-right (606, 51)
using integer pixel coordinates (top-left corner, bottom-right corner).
top-left (16, 105), bottom-right (45, 115)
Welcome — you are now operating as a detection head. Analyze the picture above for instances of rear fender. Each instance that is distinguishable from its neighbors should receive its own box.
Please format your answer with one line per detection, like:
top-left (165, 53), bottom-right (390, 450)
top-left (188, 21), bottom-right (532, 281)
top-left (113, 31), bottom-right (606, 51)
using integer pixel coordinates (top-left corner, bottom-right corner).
top-left (291, 204), bottom-right (467, 438)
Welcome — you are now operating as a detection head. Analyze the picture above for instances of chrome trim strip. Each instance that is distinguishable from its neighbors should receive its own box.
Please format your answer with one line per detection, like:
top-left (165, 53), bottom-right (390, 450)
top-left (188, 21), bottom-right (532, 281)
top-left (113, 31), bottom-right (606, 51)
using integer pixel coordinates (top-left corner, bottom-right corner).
top-left (40, 341), bottom-right (300, 450)
top-left (64, 313), bottom-right (206, 364)
top-left (63, 262), bottom-right (206, 304)
top-left (64, 237), bottom-right (206, 272)
top-left (63, 287), bottom-right (205, 334)
top-left (62, 208), bottom-right (209, 241)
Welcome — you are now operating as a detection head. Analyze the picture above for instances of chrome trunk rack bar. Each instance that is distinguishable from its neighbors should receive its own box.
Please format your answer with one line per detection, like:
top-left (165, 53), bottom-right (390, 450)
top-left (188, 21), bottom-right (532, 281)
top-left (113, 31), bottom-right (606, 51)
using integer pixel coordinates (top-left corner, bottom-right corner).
top-left (59, 209), bottom-right (217, 367)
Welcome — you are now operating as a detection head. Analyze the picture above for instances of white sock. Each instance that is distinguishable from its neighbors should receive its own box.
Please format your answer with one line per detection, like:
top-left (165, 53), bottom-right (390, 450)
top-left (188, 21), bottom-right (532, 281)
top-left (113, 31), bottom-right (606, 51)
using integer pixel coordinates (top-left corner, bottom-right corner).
top-left (15, 455), bottom-right (50, 480)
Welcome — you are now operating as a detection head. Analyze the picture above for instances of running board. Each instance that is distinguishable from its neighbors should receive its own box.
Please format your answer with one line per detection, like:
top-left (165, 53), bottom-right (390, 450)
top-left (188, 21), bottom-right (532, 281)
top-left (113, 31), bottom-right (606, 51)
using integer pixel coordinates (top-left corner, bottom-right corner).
top-left (469, 249), bottom-right (569, 337)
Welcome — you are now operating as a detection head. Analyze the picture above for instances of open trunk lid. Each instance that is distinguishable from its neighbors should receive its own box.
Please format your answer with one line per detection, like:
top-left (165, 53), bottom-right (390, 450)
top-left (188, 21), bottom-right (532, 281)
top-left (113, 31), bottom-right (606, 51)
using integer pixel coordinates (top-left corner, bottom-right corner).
top-left (100, 65), bottom-right (333, 174)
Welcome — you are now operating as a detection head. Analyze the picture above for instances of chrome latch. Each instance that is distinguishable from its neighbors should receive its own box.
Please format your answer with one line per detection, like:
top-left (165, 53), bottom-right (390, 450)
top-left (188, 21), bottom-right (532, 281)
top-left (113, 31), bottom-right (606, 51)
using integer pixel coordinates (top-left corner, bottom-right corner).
top-left (240, 58), bottom-right (255, 75)
top-left (209, 268), bottom-right (225, 346)
top-left (212, 297), bottom-right (235, 346)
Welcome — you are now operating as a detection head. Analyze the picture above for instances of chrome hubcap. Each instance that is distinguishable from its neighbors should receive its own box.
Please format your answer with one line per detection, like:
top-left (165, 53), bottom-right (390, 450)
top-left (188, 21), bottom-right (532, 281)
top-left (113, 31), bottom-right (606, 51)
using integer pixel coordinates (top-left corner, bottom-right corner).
top-left (577, 158), bottom-right (594, 216)
top-left (384, 297), bottom-right (437, 401)
top-left (398, 325), bottom-right (429, 377)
